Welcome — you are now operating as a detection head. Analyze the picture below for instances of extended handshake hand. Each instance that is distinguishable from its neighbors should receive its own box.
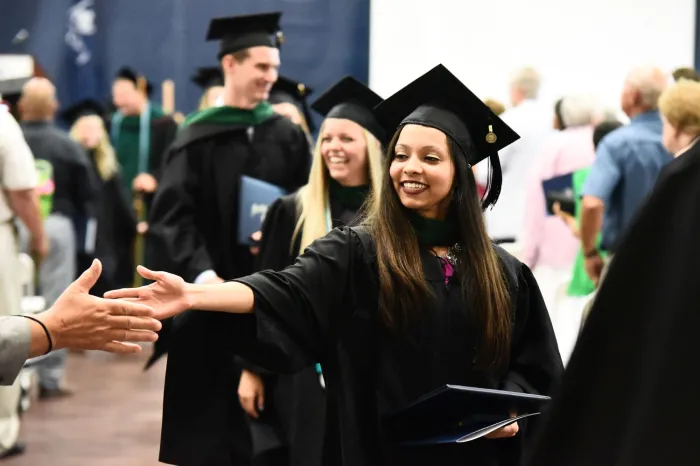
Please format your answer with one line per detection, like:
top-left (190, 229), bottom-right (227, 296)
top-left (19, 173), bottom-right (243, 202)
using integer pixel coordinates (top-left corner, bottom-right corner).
top-left (29, 259), bottom-right (162, 357)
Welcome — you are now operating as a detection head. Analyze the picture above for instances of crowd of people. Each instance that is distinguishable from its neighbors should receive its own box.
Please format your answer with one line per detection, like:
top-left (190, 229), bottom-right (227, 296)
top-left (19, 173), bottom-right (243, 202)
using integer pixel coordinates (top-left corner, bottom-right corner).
top-left (1, 8), bottom-right (700, 466)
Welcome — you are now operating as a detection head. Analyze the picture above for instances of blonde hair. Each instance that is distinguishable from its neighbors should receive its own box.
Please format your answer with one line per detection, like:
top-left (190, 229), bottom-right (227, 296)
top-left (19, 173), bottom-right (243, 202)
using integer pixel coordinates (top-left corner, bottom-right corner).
top-left (69, 115), bottom-right (118, 180)
top-left (510, 67), bottom-right (541, 99)
top-left (483, 98), bottom-right (505, 116)
top-left (659, 80), bottom-right (700, 137)
top-left (292, 121), bottom-right (383, 255)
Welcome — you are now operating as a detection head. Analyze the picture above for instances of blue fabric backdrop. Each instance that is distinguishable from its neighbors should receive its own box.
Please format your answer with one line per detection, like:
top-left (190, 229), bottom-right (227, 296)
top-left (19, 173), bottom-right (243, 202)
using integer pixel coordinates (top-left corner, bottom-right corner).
top-left (0, 0), bottom-right (370, 127)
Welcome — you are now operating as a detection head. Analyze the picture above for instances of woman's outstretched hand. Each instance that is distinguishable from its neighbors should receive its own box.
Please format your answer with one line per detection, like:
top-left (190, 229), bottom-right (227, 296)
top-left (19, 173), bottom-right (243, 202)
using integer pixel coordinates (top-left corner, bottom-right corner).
top-left (104, 266), bottom-right (190, 320)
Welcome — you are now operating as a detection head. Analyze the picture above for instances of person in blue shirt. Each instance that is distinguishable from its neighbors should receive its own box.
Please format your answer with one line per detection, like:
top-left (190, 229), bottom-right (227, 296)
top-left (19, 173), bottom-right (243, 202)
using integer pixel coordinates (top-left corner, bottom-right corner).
top-left (579, 66), bottom-right (672, 285)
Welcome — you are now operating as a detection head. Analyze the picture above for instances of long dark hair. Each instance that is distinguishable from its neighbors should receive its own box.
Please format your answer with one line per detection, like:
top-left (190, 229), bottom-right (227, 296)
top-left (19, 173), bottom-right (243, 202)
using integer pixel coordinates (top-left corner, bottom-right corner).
top-left (366, 125), bottom-right (512, 370)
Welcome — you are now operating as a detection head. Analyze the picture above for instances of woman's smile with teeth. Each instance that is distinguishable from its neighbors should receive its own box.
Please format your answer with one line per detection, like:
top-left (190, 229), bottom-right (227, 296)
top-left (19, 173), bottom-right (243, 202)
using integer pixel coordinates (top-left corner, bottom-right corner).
top-left (401, 181), bottom-right (428, 193)
top-left (328, 155), bottom-right (347, 164)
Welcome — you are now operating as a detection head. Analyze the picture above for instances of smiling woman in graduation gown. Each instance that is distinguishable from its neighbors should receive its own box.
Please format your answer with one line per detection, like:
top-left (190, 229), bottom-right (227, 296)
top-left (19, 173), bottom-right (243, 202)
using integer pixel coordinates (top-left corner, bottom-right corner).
top-left (111, 64), bottom-right (562, 466)
top-left (239, 76), bottom-right (385, 466)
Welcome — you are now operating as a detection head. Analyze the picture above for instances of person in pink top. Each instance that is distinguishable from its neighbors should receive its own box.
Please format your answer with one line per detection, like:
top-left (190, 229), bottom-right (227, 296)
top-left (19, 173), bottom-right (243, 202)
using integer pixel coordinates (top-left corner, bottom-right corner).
top-left (521, 95), bottom-right (598, 316)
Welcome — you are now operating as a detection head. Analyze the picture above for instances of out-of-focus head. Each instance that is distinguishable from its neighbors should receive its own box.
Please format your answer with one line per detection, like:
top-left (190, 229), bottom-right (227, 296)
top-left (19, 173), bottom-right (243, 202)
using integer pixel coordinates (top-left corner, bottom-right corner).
top-left (18, 77), bottom-right (57, 120)
top-left (620, 66), bottom-right (668, 118)
top-left (483, 98), bottom-right (506, 116)
top-left (592, 120), bottom-right (624, 150)
top-left (112, 67), bottom-right (150, 115)
top-left (509, 67), bottom-right (541, 107)
top-left (62, 99), bottom-right (106, 149)
top-left (192, 66), bottom-right (225, 110)
top-left (659, 79), bottom-right (700, 155)
top-left (557, 94), bottom-right (599, 129)
top-left (269, 75), bottom-right (315, 133)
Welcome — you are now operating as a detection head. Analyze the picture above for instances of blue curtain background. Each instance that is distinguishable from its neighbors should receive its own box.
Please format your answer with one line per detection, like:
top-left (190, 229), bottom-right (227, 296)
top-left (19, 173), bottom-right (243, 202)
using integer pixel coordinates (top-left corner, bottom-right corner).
top-left (0, 0), bottom-right (370, 128)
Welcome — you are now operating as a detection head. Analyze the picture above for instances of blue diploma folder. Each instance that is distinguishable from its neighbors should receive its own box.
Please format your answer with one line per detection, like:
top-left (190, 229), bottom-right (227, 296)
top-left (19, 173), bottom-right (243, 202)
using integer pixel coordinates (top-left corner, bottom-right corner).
top-left (238, 176), bottom-right (285, 246)
top-left (542, 172), bottom-right (575, 216)
top-left (383, 384), bottom-right (551, 445)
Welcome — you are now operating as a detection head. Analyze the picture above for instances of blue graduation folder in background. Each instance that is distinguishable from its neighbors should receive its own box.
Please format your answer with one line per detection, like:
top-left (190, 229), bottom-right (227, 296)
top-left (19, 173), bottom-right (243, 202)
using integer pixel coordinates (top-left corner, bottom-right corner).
top-left (383, 384), bottom-right (551, 445)
top-left (238, 176), bottom-right (285, 246)
top-left (542, 172), bottom-right (575, 216)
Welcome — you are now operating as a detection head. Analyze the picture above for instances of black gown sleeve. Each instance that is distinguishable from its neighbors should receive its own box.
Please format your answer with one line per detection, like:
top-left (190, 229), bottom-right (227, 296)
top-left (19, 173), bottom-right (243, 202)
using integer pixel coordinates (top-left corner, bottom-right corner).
top-left (235, 227), bottom-right (364, 367)
top-left (148, 145), bottom-right (213, 282)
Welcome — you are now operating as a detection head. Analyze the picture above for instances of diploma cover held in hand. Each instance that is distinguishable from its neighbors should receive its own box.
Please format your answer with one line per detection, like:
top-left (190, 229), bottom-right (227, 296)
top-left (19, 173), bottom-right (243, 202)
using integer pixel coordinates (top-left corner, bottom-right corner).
top-left (383, 384), bottom-right (551, 445)
top-left (238, 176), bottom-right (285, 245)
top-left (542, 172), bottom-right (575, 216)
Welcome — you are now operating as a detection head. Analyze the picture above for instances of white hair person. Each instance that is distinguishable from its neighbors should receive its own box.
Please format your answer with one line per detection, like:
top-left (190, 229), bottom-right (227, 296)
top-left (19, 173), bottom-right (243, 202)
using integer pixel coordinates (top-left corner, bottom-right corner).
top-left (559, 94), bottom-right (601, 128)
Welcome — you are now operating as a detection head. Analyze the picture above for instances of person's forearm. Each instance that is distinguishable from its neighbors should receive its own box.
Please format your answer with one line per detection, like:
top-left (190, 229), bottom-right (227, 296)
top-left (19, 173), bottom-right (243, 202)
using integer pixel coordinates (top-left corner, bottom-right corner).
top-left (186, 281), bottom-right (255, 314)
top-left (6, 188), bottom-right (44, 239)
top-left (580, 196), bottom-right (604, 253)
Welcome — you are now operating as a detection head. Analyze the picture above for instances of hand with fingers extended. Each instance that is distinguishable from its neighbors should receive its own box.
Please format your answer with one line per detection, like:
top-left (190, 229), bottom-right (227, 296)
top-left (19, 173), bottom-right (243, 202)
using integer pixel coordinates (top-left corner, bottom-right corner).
top-left (33, 259), bottom-right (162, 355)
top-left (105, 265), bottom-right (191, 321)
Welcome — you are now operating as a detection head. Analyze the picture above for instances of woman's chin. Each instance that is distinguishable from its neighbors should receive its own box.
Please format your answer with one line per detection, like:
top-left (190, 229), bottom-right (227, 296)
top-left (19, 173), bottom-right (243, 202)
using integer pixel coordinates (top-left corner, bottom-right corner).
top-left (328, 169), bottom-right (349, 183)
top-left (399, 197), bottom-right (425, 211)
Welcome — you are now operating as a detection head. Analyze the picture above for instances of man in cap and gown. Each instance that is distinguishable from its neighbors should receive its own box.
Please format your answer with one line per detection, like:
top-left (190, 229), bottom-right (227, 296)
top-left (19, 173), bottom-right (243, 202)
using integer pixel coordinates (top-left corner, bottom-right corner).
top-left (152, 12), bottom-right (311, 465)
top-left (110, 67), bottom-right (178, 203)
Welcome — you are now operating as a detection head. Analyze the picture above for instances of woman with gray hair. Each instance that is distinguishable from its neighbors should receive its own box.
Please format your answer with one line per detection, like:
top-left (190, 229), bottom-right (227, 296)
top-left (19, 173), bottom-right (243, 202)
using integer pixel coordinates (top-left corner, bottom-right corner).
top-left (520, 93), bottom-right (599, 347)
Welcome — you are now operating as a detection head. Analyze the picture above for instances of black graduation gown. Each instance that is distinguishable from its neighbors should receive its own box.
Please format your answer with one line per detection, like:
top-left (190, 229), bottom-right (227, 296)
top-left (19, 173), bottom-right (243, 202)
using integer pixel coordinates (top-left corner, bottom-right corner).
top-left (153, 115), bottom-right (311, 464)
top-left (525, 141), bottom-right (700, 466)
top-left (161, 227), bottom-right (562, 466)
top-left (76, 152), bottom-right (136, 297)
top-left (242, 193), bottom-right (362, 466)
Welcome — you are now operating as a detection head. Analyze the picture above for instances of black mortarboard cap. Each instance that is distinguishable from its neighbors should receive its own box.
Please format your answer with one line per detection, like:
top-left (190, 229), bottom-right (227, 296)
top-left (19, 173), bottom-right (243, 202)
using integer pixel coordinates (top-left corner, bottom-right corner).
top-left (312, 76), bottom-right (385, 144)
top-left (373, 64), bottom-right (520, 209)
top-left (191, 66), bottom-right (224, 90)
top-left (60, 99), bottom-right (106, 126)
top-left (206, 12), bottom-right (283, 60)
top-left (269, 75), bottom-right (315, 132)
top-left (114, 66), bottom-right (154, 97)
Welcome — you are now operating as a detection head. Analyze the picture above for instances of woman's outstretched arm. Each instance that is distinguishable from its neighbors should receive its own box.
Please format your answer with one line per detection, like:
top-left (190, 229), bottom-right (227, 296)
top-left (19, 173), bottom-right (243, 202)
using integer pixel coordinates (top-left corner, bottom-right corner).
top-left (105, 266), bottom-right (255, 320)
